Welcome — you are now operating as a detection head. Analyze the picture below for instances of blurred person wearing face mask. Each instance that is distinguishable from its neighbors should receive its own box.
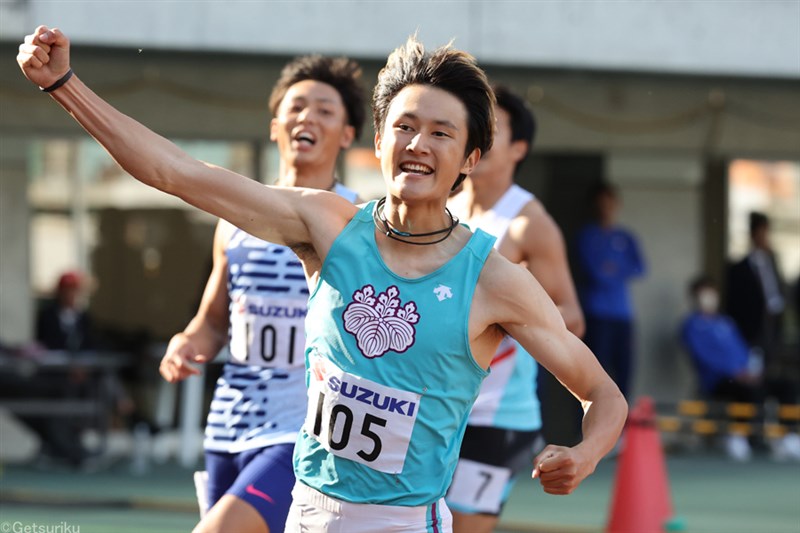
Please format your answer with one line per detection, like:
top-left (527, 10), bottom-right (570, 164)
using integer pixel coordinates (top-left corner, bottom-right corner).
top-left (681, 276), bottom-right (800, 462)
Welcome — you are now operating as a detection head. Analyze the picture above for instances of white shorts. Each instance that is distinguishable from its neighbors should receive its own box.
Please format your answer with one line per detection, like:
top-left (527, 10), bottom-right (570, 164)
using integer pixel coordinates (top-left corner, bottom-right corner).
top-left (285, 481), bottom-right (452, 533)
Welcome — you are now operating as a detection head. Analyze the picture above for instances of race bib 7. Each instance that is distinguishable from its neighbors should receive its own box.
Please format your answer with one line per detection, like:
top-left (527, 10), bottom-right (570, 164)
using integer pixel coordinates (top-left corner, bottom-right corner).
top-left (447, 458), bottom-right (511, 514)
top-left (304, 354), bottom-right (421, 474)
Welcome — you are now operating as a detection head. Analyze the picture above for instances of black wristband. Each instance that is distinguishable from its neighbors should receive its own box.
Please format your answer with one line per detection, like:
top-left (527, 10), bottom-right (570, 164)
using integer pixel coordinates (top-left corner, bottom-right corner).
top-left (41, 69), bottom-right (74, 93)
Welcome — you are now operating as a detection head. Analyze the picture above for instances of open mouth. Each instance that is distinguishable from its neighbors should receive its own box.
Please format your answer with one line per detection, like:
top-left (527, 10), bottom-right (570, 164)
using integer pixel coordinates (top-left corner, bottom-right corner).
top-left (294, 131), bottom-right (316, 147)
top-left (400, 162), bottom-right (434, 175)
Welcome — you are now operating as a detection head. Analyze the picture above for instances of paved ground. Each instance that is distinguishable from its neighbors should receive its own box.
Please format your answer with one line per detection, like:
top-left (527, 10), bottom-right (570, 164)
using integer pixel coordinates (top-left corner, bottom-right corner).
top-left (500, 453), bottom-right (800, 533)
top-left (1, 451), bottom-right (799, 532)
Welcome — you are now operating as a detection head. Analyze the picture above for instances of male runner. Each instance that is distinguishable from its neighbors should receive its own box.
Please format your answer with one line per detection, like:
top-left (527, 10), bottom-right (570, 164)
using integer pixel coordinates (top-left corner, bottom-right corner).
top-left (157, 55), bottom-right (364, 533)
top-left (446, 85), bottom-right (584, 532)
top-left (19, 28), bottom-right (627, 532)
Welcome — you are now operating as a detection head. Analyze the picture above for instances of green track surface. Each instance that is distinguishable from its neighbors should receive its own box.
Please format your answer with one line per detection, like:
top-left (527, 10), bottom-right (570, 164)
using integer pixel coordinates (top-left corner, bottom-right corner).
top-left (1, 453), bottom-right (799, 533)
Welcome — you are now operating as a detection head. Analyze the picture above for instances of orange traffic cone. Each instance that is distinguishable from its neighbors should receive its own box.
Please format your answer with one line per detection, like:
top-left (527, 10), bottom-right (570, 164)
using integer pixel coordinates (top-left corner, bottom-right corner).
top-left (606, 396), bottom-right (680, 533)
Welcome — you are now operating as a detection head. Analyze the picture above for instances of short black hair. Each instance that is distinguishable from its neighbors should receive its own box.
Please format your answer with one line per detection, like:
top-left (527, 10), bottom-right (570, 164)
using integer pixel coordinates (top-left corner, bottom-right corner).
top-left (689, 275), bottom-right (715, 297)
top-left (588, 180), bottom-right (619, 220)
top-left (269, 55), bottom-right (366, 139)
top-left (372, 35), bottom-right (495, 190)
top-left (592, 180), bottom-right (618, 200)
top-left (493, 84), bottom-right (536, 146)
top-left (492, 84), bottom-right (536, 175)
top-left (749, 211), bottom-right (769, 237)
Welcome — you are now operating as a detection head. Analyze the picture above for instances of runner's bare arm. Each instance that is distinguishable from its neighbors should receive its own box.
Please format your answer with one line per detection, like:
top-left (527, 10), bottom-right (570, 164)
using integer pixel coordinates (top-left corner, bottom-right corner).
top-left (17, 26), bottom-right (352, 251)
top-left (475, 255), bottom-right (626, 493)
top-left (512, 201), bottom-right (585, 337)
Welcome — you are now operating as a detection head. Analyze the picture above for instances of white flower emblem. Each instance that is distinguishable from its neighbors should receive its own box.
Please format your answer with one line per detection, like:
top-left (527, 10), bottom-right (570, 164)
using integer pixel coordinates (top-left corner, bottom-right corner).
top-left (343, 285), bottom-right (420, 358)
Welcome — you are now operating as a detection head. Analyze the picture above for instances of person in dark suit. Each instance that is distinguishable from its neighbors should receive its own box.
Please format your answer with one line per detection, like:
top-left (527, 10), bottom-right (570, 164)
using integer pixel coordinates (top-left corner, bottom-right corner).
top-left (25, 271), bottom-right (95, 466)
top-left (36, 271), bottom-right (93, 352)
top-left (726, 212), bottom-right (786, 373)
top-left (35, 272), bottom-right (138, 467)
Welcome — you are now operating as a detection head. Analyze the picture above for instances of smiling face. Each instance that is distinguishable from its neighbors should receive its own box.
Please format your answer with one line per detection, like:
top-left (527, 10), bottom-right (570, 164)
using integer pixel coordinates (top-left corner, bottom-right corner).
top-left (270, 79), bottom-right (355, 171)
top-left (374, 84), bottom-right (480, 203)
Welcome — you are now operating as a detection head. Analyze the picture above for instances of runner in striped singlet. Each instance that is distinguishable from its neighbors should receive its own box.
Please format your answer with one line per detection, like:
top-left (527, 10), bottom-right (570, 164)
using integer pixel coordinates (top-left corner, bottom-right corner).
top-left (157, 56), bottom-right (365, 533)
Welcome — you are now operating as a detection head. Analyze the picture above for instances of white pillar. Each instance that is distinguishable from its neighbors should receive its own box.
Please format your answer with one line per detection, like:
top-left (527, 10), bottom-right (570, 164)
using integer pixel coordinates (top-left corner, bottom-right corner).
top-left (179, 370), bottom-right (205, 468)
top-left (0, 136), bottom-right (33, 344)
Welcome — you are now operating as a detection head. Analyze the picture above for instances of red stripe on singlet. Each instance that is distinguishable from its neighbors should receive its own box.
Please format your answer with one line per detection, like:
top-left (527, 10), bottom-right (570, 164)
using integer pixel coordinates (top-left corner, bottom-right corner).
top-left (490, 343), bottom-right (517, 366)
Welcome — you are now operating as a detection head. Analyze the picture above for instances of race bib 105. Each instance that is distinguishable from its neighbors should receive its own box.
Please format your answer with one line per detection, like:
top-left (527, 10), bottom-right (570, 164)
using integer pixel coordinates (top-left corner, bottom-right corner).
top-left (304, 354), bottom-right (421, 474)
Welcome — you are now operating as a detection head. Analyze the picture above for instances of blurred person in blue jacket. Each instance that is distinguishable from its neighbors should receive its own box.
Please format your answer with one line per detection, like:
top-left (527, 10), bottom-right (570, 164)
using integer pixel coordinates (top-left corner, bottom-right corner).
top-left (575, 182), bottom-right (646, 399)
top-left (681, 275), bottom-right (799, 462)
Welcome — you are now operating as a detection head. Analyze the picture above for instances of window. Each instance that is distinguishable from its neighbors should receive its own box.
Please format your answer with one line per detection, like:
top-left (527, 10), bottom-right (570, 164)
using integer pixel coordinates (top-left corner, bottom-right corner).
top-left (727, 159), bottom-right (800, 282)
top-left (28, 138), bottom-right (258, 339)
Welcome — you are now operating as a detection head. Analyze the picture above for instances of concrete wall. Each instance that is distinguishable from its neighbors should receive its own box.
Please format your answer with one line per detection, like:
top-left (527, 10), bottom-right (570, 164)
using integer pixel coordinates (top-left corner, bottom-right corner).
top-left (0, 11), bottom-right (798, 402)
top-left (2, 0), bottom-right (798, 79)
top-left (607, 154), bottom-right (704, 401)
top-left (0, 137), bottom-right (32, 345)
top-left (2, 45), bottom-right (799, 157)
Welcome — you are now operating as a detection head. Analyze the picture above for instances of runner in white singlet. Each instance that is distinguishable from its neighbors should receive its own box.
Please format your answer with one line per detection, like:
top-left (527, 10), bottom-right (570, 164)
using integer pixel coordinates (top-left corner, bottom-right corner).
top-left (446, 85), bottom-right (584, 533)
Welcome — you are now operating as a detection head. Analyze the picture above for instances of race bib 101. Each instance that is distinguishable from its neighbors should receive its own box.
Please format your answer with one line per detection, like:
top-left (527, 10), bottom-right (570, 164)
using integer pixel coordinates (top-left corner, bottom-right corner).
top-left (304, 354), bottom-right (421, 474)
top-left (229, 294), bottom-right (307, 368)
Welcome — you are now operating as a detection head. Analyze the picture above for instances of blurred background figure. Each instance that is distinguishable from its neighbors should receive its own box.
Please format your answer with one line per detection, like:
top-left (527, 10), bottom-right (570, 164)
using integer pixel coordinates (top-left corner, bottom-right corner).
top-left (30, 270), bottom-right (135, 466)
top-left (795, 274), bottom-right (800, 335)
top-left (726, 212), bottom-right (787, 376)
top-left (575, 182), bottom-right (646, 399)
top-left (682, 275), bottom-right (800, 462)
top-left (3, 270), bottom-right (95, 467)
top-left (36, 270), bottom-right (93, 352)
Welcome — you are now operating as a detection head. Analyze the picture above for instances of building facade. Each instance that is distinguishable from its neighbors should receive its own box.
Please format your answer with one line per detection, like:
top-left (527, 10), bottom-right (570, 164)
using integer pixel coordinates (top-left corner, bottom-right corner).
top-left (1, 1), bottom-right (798, 416)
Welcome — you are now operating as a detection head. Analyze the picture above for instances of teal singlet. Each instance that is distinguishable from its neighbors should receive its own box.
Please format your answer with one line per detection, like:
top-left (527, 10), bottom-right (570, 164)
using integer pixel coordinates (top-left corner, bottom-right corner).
top-left (294, 200), bottom-right (495, 506)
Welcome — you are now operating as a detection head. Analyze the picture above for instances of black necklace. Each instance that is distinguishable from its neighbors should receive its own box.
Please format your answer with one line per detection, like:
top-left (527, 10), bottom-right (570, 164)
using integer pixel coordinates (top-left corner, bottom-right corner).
top-left (373, 196), bottom-right (459, 246)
